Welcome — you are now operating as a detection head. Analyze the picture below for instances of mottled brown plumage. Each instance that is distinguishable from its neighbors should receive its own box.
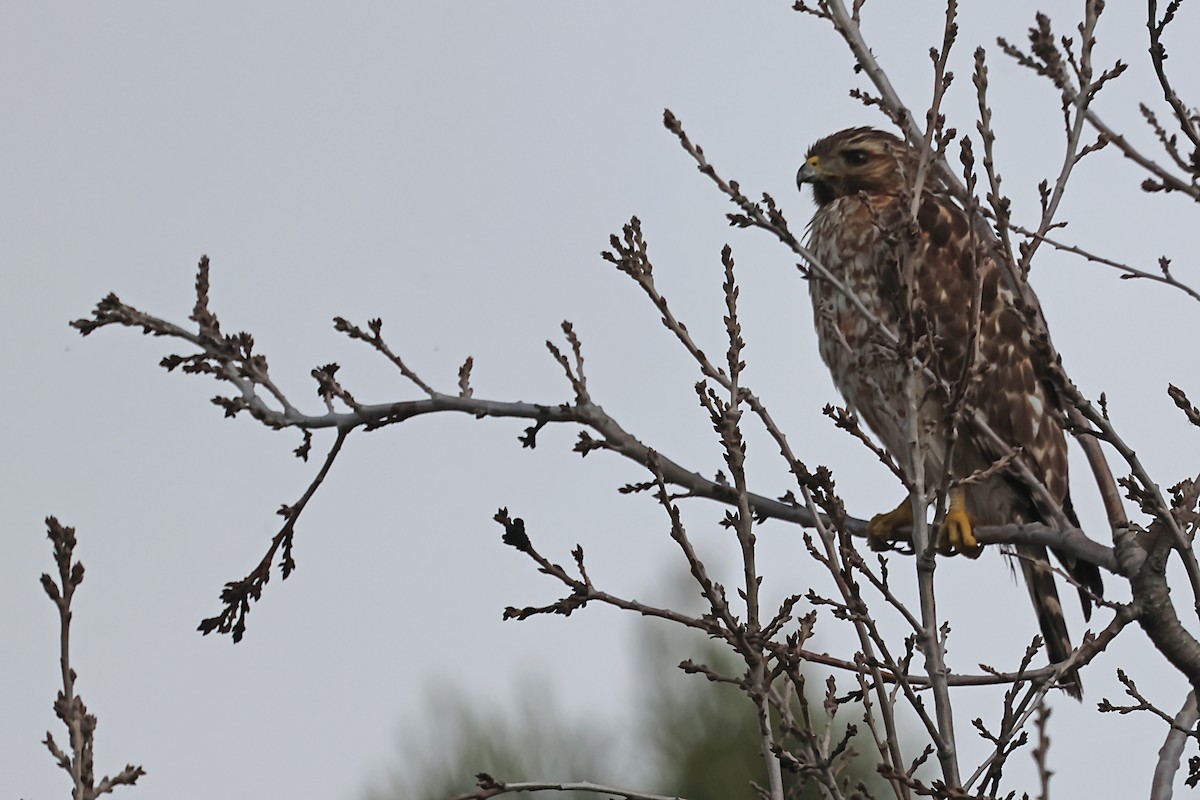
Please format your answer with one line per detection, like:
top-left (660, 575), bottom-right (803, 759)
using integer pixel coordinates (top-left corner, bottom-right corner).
top-left (797, 127), bottom-right (1102, 698)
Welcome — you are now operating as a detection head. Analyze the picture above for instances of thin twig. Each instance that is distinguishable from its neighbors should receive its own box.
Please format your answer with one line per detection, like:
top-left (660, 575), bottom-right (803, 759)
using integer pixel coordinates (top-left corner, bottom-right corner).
top-left (1012, 224), bottom-right (1200, 303)
top-left (1146, 0), bottom-right (1200, 159)
top-left (965, 606), bottom-right (1136, 790)
top-left (41, 517), bottom-right (146, 799)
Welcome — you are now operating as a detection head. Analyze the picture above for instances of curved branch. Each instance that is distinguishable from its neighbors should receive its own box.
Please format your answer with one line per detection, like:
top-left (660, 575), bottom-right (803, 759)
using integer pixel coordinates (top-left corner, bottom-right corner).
top-left (1151, 691), bottom-right (1199, 800)
top-left (1131, 530), bottom-right (1200, 694)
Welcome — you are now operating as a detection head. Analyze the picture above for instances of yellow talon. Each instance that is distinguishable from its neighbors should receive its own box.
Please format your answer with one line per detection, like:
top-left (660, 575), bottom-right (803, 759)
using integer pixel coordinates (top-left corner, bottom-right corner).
top-left (866, 490), bottom-right (985, 558)
top-left (866, 499), bottom-right (914, 552)
top-left (938, 488), bottom-right (983, 559)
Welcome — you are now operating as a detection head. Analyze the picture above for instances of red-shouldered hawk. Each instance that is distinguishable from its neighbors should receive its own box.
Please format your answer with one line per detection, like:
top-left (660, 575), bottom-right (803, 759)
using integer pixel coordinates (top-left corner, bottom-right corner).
top-left (797, 127), bottom-right (1103, 698)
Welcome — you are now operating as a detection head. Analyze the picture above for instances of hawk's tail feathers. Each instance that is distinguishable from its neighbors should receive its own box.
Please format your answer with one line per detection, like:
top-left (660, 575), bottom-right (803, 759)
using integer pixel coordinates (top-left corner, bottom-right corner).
top-left (1016, 543), bottom-right (1083, 701)
top-left (1061, 491), bottom-right (1105, 622)
top-left (1071, 559), bottom-right (1105, 623)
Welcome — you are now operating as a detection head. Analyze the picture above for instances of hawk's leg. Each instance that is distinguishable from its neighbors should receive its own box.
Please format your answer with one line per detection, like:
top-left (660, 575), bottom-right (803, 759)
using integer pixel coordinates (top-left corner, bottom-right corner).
top-left (937, 488), bottom-right (983, 559)
top-left (866, 500), bottom-right (914, 552)
top-left (866, 491), bottom-right (984, 558)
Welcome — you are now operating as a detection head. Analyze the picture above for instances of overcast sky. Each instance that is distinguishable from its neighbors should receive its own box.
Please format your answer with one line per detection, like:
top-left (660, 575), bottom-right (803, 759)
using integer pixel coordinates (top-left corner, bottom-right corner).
top-left (5, 3), bottom-right (1200, 798)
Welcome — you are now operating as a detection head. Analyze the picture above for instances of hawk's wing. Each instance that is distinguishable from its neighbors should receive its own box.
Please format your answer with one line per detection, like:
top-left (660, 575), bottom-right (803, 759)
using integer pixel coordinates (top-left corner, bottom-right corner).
top-left (915, 194), bottom-right (1103, 695)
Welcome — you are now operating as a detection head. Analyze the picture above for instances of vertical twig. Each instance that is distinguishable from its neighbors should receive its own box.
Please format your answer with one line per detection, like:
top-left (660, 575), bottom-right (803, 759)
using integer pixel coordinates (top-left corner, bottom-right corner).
top-left (1032, 705), bottom-right (1052, 800)
top-left (1146, 0), bottom-right (1200, 157)
top-left (716, 247), bottom-right (785, 800)
top-left (1013, 2), bottom-right (1106, 275)
top-left (908, 0), bottom-right (958, 219)
top-left (41, 517), bottom-right (146, 799)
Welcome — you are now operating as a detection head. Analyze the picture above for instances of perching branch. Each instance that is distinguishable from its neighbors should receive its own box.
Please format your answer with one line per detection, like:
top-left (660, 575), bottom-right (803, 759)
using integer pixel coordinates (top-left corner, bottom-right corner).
top-left (72, 227), bottom-right (1127, 649)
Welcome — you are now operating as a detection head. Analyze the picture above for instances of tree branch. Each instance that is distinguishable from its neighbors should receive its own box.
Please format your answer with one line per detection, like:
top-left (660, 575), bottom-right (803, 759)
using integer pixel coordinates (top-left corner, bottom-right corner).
top-left (1151, 691), bottom-right (1199, 800)
top-left (41, 518), bottom-right (146, 799)
top-left (454, 774), bottom-right (693, 800)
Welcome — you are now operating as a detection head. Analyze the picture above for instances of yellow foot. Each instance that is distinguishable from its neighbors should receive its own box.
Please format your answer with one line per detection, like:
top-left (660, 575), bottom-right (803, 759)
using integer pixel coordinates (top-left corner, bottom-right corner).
top-left (866, 499), bottom-right (914, 552)
top-left (937, 489), bottom-right (983, 559)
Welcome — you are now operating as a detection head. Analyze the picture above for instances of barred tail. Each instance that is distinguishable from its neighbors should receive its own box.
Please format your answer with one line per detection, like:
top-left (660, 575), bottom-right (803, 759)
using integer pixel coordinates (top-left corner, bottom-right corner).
top-left (1016, 543), bottom-right (1082, 700)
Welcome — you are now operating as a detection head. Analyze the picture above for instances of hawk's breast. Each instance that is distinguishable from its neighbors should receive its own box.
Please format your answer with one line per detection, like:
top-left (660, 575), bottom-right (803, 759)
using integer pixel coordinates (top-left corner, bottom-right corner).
top-left (806, 196), bottom-right (930, 474)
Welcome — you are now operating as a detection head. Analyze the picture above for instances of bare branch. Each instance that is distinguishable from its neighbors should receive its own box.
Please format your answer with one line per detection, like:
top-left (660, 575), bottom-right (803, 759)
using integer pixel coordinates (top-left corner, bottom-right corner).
top-left (1012, 224), bottom-right (1200, 303)
top-left (907, 0), bottom-right (959, 219)
top-left (1032, 705), bottom-right (1052, 800)
top-left (1147, 0), bottom-right (1200, 164)
top-left (41, 518), bottom-right (146, 799)
top-left (493, 506), bottom-right (722, 635)
top-left (1151, 691), bottom-right (1199, 800)
top-left (334, 315), bottom-right (437, 397)
top-left (965, 606), bottom-right (1137, 791)
top-left (454, 774), bottom-right (694, 800)
top-left (197, 427), bottom-right (350, 642)
top-left (1084, 104), bottom-right (1200, 200)
top-left (1168, 384), bottom-right (1200, 428)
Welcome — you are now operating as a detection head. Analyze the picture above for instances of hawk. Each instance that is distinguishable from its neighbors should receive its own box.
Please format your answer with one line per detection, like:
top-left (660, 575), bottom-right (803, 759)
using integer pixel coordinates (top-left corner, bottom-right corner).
top-left (796, 127), bottom-right (1103, 697)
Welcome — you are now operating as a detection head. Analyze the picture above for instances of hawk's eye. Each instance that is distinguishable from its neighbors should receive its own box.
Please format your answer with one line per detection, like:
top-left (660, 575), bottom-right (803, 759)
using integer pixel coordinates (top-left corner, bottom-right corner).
top-left (843, 149), bottom-right (870, 166)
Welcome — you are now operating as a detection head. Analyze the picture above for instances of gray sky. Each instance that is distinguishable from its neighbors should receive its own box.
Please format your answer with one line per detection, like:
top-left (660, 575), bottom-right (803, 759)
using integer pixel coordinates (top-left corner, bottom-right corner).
top-left (4, 2), bottom-right (1199, 798)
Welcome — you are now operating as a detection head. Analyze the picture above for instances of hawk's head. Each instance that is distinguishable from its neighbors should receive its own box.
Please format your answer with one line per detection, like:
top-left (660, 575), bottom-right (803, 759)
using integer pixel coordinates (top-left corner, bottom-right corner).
top-left (797, 127), bottom-right (912, 207)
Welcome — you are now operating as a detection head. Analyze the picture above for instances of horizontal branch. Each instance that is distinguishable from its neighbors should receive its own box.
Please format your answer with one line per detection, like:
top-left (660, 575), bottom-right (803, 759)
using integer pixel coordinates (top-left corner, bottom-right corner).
top-left (186, 386), bottom-right (1125, 577)
top-left (74, 284), bottom-right (1125, 578)
top-left (787, 643), bottom-right (1091, 690)
top-left (455, 774), bottom-right (692, 800)
top-left (971, 520), bottom-right (1119, 574)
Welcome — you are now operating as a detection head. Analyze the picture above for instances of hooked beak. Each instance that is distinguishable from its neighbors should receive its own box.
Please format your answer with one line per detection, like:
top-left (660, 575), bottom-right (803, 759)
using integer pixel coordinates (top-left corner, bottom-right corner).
top-left (796, 155), bottom-right (822, 189)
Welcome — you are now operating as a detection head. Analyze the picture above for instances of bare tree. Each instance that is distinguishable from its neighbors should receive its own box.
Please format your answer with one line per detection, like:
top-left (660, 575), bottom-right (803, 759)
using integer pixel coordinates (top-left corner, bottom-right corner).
top-left (61, 2), bottom-right (1200, 798)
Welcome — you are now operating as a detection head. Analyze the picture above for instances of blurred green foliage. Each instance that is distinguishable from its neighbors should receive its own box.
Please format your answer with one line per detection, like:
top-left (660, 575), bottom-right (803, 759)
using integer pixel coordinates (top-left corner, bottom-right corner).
top-left (365, 678), bottom-right (610, 800)
top-left (368, 623), bottom-right (884, 800)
